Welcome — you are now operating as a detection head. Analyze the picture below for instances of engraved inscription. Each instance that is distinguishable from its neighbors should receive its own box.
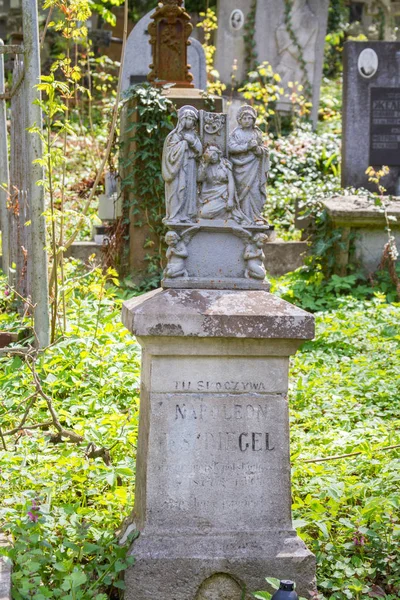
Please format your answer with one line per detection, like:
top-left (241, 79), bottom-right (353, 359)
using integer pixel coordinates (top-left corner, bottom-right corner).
top-left (370, 88), bottom-right (400, 166)
top-left (174, 380), bottom-right (267, 392)
top-left (151, 393), bottom-right (288, 527)
top-left (174, 401), bottom-right (268, 421)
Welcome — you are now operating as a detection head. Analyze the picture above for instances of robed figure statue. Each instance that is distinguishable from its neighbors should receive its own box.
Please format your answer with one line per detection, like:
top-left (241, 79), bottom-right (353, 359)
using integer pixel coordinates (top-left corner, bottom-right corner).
top-left (197, 144), bottom-right (250, 224)
top-left (162, 105), bottom-right (203, 223)
top-left (228, 105), bottom-right (270, 224)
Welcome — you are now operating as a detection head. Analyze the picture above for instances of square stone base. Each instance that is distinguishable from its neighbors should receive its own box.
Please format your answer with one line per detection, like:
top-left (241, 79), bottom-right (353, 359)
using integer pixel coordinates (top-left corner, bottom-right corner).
top-left (124, 531), bottom-right (316, 599)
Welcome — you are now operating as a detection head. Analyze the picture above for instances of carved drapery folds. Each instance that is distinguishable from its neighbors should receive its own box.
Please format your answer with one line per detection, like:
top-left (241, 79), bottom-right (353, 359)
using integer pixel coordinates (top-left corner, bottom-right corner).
top-left (148, 0), bottom-right (194, 88)
top-left (161, 104), bottom-right (273, 289)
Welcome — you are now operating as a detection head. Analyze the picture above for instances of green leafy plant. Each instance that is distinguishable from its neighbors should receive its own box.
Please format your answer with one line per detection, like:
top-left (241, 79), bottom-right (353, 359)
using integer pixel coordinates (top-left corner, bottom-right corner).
top-left (119, 83), bottom-right (176, 288)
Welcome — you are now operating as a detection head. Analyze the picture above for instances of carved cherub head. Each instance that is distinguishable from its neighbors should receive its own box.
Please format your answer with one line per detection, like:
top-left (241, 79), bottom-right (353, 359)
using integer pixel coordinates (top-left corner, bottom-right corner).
top-left (203, 143), bottom-right (223, 165)
top-left (252, 232), bottom-right (268, 248)
top-left (237, 105), bottom-right (257, 129)
top-left (165, 231), bottom-right (180, 246)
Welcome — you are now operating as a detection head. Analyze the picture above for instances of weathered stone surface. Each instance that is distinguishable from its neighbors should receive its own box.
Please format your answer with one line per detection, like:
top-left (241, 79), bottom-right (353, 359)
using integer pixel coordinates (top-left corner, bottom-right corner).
top-left (323, 195), bottom-right (400, 273)
top-left (264, 241), bottom-right (309, 276)
top-left (122, 288), bottom-right (315, 340)
top-left (323, 195), bottom-right (400, 227)
top-left (342, 41), bottom-right (400, 194)
top-left (162, 225), bottom-right (272, 291)
top-left (195, 574), bottom-right (242, 599)
top-left (214, 0), bottom-right (329, 125)
top-left (122, 289), bottom-right (316, 599)
top-left (121, 10), bottom-right (207, 92)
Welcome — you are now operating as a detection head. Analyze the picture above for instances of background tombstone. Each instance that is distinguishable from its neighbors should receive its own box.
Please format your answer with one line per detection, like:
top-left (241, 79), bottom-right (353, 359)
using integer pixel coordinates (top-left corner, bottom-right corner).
top-left (121, 9), bottom-right (207, 92)
top-left (342, 41), bottom-right (400, 194)
top-left (214, 0), bottom-right (329, 126)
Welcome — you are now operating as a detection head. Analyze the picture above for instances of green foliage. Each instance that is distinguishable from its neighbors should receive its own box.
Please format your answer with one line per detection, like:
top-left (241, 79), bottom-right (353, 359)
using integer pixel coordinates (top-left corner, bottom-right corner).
top-left (0, 262), bottom-right (140, 599)
top-left (324, 0), bottom-right (349, 77)
top-left (119, 84), bottom-right (176, 288)
top-left (290, 297), bottom-right (400, 598)
top-left (197, 8), bottom-right (226, 96)
top-left (266, 122), bottom-right (340, 239)
top-left (2, 261), bottom-right (400, 598)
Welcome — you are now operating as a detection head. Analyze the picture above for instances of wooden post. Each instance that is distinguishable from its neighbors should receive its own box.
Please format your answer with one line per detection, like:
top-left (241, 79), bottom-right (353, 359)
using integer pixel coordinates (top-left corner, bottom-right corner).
top-left (0, 39), bottom-right (10, 278)
top-left (9, 56), bottom-right (31, 300)
top-left (22, 0), bottom-right (50, 347)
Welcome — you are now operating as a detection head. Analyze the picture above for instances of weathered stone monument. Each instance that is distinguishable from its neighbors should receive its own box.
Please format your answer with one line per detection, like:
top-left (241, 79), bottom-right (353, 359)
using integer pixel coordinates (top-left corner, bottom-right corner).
top-left (121, 105), bottom-right (316, 598)
top-left (121, 9), bottom-right (206, 92)
top-left (121, 6), bottom-right (207, 92)
top-left (214, 0), bottom-right (329, 125)
top-left (320, 41), bottom-right (400, 276)
top-left (342, 41), bottom-right (400, 194)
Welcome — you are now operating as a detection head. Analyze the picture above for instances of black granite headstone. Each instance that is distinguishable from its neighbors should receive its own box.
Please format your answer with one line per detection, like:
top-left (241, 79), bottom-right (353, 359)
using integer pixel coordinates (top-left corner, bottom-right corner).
top-left (342, 41), bottom-right (400, 194)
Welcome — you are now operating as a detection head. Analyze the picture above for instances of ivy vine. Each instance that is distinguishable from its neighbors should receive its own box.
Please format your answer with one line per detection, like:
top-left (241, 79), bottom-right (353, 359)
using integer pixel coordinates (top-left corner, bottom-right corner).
top-left (283, 0), bottom-right (312, 99)
top-left (243, 0), bottom-right (258, 73)
top-left (119, 84), bottom-right (176, 288)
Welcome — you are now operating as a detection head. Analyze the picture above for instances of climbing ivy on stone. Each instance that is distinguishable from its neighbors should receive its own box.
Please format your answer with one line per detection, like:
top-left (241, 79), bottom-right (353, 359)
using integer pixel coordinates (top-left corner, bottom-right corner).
top-left (243, 0), bottom-right (258, 74)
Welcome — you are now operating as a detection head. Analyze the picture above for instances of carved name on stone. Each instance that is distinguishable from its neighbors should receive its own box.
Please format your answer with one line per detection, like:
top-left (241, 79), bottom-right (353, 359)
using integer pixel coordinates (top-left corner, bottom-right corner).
top-left (370, 87), bottom-right (400, 166)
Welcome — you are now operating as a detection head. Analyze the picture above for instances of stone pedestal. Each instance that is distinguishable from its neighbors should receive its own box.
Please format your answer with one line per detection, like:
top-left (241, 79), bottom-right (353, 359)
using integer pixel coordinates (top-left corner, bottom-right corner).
top-left (121, 289), bottom-right (316, 599)
top-left (323, 195), bottom-right (400, 274)
top-left (162, 221), bottom-right (273, 290)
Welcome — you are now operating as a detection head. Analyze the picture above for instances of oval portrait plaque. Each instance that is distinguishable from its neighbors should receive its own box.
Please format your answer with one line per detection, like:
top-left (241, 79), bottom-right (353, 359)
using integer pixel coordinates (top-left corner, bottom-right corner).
top-left (230, 9), bottom-right (245, 31)
top-left (358, 48), bottom-right (378, 79)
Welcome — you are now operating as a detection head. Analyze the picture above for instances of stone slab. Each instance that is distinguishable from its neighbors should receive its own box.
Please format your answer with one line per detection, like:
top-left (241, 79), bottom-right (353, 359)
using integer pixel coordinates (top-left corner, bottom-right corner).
top-left (122, 288), bottom-right (315, 340)
top-left (264, 241), bottom-right (309, 276)
top-left (323, 195), bottom-right (400, 273)
top-left (124, 535), bottom-right (316, 599)
top-left (323, 195), bottom-right (400, 227)
top-left (161, 87), bottom-right (223, 112)
top-left (162, 276), bottom-right (270, 290)
top-left (342, 41), bottom-right (400, 194)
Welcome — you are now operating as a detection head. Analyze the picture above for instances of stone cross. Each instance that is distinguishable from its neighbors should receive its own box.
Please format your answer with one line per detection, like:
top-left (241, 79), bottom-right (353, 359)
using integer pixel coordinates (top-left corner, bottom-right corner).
top-left (148, 0), bottom-right (194, 88)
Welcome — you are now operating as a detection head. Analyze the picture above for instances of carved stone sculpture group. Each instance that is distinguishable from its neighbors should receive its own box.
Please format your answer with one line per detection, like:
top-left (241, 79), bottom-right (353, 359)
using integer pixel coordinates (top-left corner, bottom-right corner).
top-left (162, 104), bottom-right (270, 226)
top-left (162, 104), bottom-right (271, 284)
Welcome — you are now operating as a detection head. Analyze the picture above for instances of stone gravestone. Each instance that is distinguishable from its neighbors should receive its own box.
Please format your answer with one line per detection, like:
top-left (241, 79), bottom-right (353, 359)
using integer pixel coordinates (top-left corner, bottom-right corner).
top-left (121, 8), bottom-right (207, 92)
top-left (342, 41), bottom-right (400, 194)
top-left (214, 0), bottom-right (329, 126)
top-left (121, 104), bottom-right (316, 598)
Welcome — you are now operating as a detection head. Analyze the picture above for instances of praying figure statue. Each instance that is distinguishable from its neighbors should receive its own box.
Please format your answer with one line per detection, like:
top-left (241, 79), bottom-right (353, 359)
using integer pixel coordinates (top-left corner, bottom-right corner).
top-left (162, 105), bottom-right (203, 223)
top-left (244, 233), bottom-right (268, 280)
top-left (163, 231), bottom-right (189, 278)
top-left (228, 105), bottom-right (270, 224)
top-left (197, 144), bottom-right (249, 224)
top-left (163, 226), bottom-right (199, 279)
